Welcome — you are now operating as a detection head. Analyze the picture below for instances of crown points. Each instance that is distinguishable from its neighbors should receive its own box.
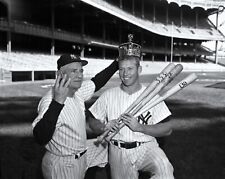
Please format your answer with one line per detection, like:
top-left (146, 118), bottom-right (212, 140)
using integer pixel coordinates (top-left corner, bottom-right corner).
top-left (128, 34), bottom-right (133, 43)
top-left (118, 34), bottom-right (142, 59)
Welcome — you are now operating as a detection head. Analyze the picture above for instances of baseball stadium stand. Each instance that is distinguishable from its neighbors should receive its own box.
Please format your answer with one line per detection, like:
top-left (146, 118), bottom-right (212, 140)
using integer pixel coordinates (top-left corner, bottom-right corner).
top-left (0, 0), bottom-right (225, 82)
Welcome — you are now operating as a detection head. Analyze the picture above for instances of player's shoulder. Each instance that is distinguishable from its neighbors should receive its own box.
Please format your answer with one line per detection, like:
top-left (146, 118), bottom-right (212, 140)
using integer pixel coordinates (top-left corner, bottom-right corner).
top-left (76, 80), bottom-right (95, 100)
top-left (44, 88), bottom-right (53, 98)
top-left (36, 88), bottom-right (53, 111)
top-left (40, 88), bottom-right (53, 103)
top-left (97, 86), bottom-right (120, 100)
top-left (102, 86), bottom-right (120, 95)
top-left (141, 83), bottom-right (147, 89)
top-left (80, 80), bottom-right (95, 90)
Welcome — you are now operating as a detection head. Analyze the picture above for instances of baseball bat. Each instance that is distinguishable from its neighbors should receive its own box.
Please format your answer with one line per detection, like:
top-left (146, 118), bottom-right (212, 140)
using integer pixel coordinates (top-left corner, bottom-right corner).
top-left (95, 63), bottom-right (175, 144)
top-left (125, 63), bottom-right (175, 113)
top-left (135, 73), bottom-right (198, 117)
top-left (105, 73), bottom-right (197, 141)
top-left (131, 64), bottom-right (183, 115)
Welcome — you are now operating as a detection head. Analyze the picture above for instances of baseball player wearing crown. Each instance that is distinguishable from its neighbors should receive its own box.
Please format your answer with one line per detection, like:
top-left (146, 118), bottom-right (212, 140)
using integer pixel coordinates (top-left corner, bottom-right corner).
top-left (89, 35), bottom-right (174, 179)
top-left (32, 54), bottom-right (118, 179)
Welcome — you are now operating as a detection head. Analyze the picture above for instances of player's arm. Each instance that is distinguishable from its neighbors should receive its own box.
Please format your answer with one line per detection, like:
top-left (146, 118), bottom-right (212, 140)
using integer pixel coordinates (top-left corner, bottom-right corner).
top-left (86, 110), bottom-right (106, 136)
top-left (87, 110), bottom-right (120, 136)
top-left (155, 116), bottom-right (172, 149)
top-left (121, 113), bottom-right (173, 137)
top-left (91, 59), bottom-right (118, 92)
top-left (33, 74), bottom-right (70, 145)
top-left (33, 100), bottom-right (64, 145)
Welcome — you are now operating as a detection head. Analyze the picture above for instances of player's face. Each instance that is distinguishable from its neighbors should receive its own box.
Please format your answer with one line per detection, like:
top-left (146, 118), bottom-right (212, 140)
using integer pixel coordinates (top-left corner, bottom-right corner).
top-left (60, 62), bottom-right (84, 90)
top-left (119, 58), bottom-right (141, 87)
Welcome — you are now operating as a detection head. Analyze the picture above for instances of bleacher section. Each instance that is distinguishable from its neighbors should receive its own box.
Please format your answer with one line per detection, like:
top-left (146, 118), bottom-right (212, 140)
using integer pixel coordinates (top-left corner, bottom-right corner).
top-left (0, 51), bottom-right (57, 71)
top-left (0, 51), bottom-right (58, 81)
top-left (1, 51), bottom-right (225, 82)
top-left (80, 0), bottom-right (225, 41)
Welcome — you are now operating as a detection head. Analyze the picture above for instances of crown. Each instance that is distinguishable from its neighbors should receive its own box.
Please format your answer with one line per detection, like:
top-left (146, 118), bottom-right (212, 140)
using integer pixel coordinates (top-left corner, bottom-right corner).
top-left (118, 34), bottom-right (142, 59)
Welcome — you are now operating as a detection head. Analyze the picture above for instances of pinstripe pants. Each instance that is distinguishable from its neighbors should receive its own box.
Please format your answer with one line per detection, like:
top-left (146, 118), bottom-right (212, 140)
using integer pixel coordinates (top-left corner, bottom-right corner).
top-left (109, 141), bottom-right (174, 179)
top-left (42, 151), bottom-right (87, 179)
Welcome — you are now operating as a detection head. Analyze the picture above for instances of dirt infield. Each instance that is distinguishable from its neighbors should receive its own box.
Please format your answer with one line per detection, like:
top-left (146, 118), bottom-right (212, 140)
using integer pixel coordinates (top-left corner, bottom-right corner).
top-left (0, 72), bottom-right (225, 179)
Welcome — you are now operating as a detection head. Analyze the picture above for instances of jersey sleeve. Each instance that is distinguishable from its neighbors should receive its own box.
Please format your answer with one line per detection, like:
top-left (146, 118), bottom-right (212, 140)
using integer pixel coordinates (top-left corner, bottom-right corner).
top-left (89, 92), bottom-right (108, 124)
top-left (77, 80), bottom-right (95, 101)
top-left (32, 89), bottom-right (62, 129)
top-left (151, 101), bottom-right (171, 124)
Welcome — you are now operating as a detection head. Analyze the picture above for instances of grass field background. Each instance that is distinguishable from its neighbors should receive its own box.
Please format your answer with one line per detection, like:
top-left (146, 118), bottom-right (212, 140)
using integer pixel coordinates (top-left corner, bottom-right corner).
top-left (0, 71), bottom-right (225, 179)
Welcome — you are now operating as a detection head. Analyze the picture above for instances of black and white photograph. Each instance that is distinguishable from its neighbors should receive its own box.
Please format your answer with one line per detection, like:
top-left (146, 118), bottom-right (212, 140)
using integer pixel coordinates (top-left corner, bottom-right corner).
top-left (0, 0), bottom-right (225, 179)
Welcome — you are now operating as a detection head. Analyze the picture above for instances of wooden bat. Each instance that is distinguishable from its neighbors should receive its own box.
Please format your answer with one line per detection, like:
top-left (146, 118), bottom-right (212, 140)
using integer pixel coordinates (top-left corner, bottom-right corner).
top-left (125, 63), bottom-right (176, 113)
top-left (95, 63), bottom-right (175, 144)
top-left (105, 65), bottom-right (186, 142)
top-left (131, 64), bottom-right (183, 115)
top-left (135, 73), bottom-right (197, 117)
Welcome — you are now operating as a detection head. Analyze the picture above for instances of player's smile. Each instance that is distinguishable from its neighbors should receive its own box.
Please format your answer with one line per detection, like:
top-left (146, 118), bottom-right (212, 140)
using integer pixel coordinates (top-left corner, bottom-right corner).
top-left (123, 76), bottom-right (131, 80)
top-left (121, 76), bottom-right (135, 85)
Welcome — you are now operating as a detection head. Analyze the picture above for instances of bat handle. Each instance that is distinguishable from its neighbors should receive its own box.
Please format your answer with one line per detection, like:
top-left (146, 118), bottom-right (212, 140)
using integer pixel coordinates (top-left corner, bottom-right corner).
top-left (95, 116), bottom-right (122, 143)
top-left (95, 129), bottom-right (111, 144)
top-left (105, 123), bottom-right (125, 142)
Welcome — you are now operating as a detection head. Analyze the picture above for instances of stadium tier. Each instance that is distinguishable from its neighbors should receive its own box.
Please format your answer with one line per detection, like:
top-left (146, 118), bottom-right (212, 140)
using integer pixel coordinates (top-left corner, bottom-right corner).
top-left (1, 50), bottom-right (225, 82)
top-left (0, 0), bottom-right (225, 82)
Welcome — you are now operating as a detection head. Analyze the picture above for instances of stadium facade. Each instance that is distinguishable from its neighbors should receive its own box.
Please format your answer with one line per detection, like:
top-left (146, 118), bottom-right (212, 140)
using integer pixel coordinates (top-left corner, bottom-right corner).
top-left (0, 0), bottom-right (225, 81)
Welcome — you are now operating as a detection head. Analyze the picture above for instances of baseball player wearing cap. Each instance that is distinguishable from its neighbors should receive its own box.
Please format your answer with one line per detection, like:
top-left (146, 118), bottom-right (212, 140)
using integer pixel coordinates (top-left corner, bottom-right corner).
top-left (32, 54), bottom-right (118, 179)
top-left (89, 35), bottom-right (174, 179)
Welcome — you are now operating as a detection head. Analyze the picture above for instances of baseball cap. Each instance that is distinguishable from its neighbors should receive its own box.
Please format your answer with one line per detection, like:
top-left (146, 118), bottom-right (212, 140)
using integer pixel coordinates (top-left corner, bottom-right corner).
top-left (57, 54), bottom-right (88, 70)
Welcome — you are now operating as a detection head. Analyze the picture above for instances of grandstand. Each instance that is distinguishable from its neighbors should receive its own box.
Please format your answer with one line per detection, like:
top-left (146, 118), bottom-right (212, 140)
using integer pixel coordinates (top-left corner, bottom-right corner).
top-left (0, 51), bottom-right (57, 81)
top-left (0, 0), bottom-right (225, 82)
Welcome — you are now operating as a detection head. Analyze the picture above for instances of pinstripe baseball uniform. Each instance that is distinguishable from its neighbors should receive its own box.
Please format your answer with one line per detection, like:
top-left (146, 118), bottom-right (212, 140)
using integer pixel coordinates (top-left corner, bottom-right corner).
top-left (33, 80), bottom-right (95, 179)
top-left (89, 85), bottom-right (174, 179)
top-left (32, 55), bottom-right (118, 179)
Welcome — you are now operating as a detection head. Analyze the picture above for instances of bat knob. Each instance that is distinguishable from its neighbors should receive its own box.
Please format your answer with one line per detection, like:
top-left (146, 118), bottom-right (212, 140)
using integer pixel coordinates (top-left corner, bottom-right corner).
top-left (94, 136), bottom-right (104, 145)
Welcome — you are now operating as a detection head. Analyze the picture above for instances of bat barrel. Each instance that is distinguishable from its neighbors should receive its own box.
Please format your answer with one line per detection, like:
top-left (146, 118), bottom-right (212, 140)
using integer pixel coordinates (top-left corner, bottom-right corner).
top-left (125, 63), bottom-right (176, 113)
top-left (135, 73), bottom-right (198, 117)
top-left (131, 64), bottom-right (183, 116)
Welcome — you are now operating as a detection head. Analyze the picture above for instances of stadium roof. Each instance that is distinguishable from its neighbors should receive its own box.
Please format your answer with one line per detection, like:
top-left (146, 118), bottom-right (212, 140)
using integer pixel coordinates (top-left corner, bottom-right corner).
top-left (167, 0), bottom-right (225, 10)
top-left (80, 0), bottom-right (225, 41)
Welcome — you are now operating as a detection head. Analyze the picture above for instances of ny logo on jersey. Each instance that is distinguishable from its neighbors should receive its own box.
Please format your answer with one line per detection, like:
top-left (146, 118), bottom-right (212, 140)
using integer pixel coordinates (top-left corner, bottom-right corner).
top-left (137, 111), bottom-right (152, 125)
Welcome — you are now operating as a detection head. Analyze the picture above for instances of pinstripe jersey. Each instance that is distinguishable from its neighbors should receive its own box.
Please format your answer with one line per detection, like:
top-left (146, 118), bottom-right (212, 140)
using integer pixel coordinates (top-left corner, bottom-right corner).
top-left (89, 84), bottom-right (171, 142)
top-left (32, 80), bottom-right (95, 156)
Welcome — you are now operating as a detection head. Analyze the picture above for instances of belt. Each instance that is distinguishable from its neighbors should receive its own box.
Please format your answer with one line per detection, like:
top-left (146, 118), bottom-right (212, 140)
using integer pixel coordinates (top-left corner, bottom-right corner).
top-left (111, 140), bottom-right (144, 149)
top-left (74, 150), bottom-right (87, 159)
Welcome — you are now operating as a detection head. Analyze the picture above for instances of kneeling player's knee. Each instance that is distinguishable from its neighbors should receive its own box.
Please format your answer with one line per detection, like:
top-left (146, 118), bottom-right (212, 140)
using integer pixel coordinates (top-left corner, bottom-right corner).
top-left (155, 158), bottom-right (174, 177)
top-left (163, 158), bottom-right (173, 172)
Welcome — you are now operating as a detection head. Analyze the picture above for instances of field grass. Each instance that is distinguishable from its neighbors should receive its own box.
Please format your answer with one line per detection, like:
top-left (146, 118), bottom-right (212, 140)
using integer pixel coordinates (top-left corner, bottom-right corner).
top-left (0, 72), bottom-right (225, 179)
